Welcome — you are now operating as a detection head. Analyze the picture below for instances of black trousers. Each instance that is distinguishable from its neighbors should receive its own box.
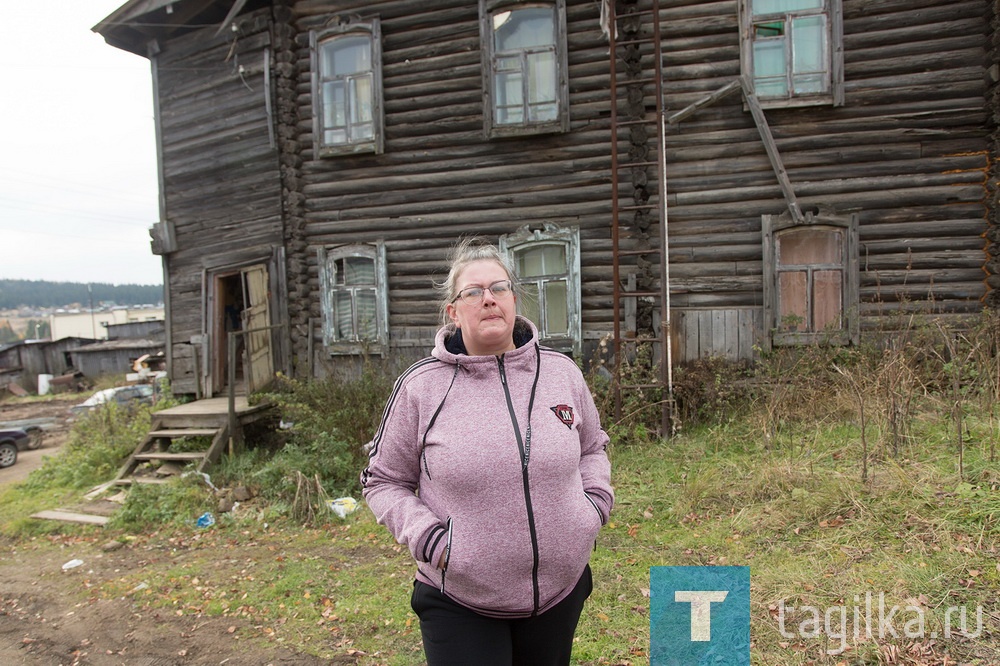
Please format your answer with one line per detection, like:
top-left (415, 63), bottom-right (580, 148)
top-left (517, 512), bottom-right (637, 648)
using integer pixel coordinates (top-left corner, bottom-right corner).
top-left (410, 565), bottom-right (593, 666)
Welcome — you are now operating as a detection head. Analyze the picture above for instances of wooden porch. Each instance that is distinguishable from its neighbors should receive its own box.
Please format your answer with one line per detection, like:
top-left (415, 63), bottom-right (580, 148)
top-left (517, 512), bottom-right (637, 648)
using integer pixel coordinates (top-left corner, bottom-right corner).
top-left (112, 397), bottom-right (276, 487)
top-left (31, 397), bottom-right (277, 526)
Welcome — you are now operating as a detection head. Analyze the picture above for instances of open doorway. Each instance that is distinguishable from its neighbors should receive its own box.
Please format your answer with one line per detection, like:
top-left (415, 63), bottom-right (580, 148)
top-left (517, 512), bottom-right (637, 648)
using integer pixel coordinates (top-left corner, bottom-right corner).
top-left (213, 272), bottom-right (247, 394)
top-left (208, 264), bottom-right (273, 397)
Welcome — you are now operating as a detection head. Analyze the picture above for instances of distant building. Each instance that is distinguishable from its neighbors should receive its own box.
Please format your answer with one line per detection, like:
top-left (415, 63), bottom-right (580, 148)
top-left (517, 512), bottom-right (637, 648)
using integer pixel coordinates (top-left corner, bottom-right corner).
top-left (49, 307), bottom-right (165, 341)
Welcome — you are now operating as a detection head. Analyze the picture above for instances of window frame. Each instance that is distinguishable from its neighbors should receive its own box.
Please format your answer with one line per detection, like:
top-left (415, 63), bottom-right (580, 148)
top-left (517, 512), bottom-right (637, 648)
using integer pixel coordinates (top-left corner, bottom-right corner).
top-left (500, 223), bottom-right (581, 357)
top-left (738, 0), bottom-right (844, 109)
top-left (318, 242), bottom-right (389, 354)
top-left (762, 208), bottom-right (858, 347)
top-left (310, 19), bottom-right (385, 157)
top-left (479, 0), bottom-right (570, 139)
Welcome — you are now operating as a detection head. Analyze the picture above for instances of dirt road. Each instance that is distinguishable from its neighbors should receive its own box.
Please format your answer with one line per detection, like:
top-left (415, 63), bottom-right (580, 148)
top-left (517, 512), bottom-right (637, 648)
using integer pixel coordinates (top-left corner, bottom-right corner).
top-left (0, 396), bottom-right (346, 665)
top-left (0, 396), bottom-right (78, 486)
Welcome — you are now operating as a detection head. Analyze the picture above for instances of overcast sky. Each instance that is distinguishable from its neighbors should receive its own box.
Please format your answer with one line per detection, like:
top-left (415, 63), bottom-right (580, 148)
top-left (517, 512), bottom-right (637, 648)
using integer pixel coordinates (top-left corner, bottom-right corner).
top-left (1, 1), bottom-right (161, 286)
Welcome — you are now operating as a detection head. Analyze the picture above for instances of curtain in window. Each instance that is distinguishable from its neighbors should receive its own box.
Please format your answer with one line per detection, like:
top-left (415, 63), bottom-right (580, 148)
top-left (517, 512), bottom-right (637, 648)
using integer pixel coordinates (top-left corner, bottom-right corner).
top-left (514, 244), bottom-right (568, 336)
top-left (753, 36), bottom-right (787, 97)
top-left (493, 7), bottom-right (557, 125)
top-left (776, 228), bottom-right (843, 332)
top-left (752, 0), bottom-right (822, 15)
top-left (791, 15), bottom-right (827, 94)
top-left (750, 0), bottom-right (827, 98)
top-left (320, 35), bottom-right (373, 145)
top-left (332, 256), bottom-right (377, 341)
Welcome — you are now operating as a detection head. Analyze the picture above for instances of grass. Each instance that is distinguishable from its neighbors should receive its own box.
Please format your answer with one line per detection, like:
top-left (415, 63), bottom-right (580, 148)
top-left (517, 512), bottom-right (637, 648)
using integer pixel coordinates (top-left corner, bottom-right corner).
top-left (2, 319), bottom-right (999, 664)
top-left (4, 407), bottom-right (996, 664)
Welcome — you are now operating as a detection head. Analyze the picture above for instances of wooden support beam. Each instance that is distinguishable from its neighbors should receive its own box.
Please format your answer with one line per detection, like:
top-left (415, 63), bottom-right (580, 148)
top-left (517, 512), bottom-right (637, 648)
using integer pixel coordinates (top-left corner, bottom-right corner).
top-left (740, 76), bottom-right (804, 224)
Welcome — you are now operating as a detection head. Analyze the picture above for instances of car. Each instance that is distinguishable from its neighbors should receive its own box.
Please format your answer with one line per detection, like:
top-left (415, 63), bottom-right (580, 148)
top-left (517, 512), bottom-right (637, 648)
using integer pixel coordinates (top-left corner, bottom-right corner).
top-left (70, 384), bottom-right (156, 416)
top-left (0, 428), bottom-right (32, 468)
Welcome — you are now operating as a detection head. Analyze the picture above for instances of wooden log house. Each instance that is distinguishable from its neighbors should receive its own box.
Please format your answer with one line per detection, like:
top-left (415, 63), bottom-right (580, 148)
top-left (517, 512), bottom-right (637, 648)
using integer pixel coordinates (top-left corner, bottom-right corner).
top-left (95, 0), bottom-right (999, 400)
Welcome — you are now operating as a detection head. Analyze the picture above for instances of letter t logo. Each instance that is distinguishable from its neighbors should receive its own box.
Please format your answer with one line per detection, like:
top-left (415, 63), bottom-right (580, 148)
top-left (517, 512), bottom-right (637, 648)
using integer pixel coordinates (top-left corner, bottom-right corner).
top-left (674, 591), bottom-right (729, 641)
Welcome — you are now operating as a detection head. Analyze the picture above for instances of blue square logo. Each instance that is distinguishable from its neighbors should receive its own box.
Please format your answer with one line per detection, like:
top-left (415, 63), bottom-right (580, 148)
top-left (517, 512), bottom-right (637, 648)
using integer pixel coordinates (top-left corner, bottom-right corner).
top-left (650, 566), bottom-right (750, 666)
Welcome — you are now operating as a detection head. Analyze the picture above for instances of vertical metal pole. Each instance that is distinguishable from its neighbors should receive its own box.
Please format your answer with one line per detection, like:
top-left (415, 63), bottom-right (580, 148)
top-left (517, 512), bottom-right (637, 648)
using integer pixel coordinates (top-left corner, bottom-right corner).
top-left (227, 330), bottom-right (236, 457)
top-left (651, 0), bottom-right (674, 435)
top-left (609, 2), bottom-right (622, 422)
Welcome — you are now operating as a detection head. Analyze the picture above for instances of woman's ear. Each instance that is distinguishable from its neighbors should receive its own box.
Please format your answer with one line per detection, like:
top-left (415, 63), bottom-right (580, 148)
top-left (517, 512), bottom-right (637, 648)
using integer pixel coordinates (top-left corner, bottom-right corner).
top-left (446, 302), bottom-right (460, 327)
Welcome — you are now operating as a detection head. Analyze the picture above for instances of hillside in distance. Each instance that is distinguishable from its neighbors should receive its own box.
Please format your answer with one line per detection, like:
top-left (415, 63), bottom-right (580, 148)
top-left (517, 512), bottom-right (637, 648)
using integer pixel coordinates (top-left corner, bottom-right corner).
top-left (0, 279), bottom-right (164, 309)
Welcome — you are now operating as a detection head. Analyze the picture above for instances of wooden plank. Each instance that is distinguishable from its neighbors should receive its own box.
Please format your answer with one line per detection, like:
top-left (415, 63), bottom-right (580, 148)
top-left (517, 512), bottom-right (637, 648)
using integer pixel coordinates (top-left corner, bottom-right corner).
top-left (148, 429), bottom-right (220, 437)
top-left (31, 510), bottom-right (110, 526)
top-left (113, 478), bottom-right (172, 486)
top-left (134, 452), bottom-right (208, 461)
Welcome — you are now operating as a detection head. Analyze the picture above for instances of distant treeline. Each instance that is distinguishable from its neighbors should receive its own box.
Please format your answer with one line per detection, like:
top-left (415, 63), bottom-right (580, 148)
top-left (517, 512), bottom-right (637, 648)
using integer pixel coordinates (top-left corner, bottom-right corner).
top-left (0, 279), bottom-right (164, 309)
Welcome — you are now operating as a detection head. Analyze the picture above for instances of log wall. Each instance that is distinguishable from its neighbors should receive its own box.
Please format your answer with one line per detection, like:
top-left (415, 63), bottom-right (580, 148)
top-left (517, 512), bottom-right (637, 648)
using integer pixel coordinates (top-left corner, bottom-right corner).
top-left (137, 0), bottom-right (995, 389)
top-left (154, 9), bottom-right (286, 393)
top-left (654, 0), bottom-right (990, 334)
top-left (284, 0), bottom-right (618, 373)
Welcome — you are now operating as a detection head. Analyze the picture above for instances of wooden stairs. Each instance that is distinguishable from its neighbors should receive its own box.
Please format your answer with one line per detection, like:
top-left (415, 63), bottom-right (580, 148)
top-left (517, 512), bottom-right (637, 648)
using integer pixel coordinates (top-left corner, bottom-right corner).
top-left (113, 420), bottom-right (229, 486)
top-left (114, 397), bottom-right (274, 486)
top-left (32, 397), bottom-right (276, 525)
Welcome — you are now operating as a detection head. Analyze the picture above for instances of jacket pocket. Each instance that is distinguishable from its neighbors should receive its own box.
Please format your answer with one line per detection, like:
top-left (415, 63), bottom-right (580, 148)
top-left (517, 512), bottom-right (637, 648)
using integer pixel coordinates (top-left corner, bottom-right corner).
top-left (584, 491), bottom-right (606, 526)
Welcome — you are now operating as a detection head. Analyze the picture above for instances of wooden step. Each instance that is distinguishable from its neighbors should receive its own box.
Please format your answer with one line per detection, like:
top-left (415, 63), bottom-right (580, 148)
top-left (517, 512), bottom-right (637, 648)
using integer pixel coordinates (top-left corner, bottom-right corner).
top-left (148, 428), bottom-right (220, 437)
top-left (31, 510), bottom-right (110, 526)
top-left (133, 452), bottom-right (208, 461)
top-left (113, 477), bottom-right (173, 486)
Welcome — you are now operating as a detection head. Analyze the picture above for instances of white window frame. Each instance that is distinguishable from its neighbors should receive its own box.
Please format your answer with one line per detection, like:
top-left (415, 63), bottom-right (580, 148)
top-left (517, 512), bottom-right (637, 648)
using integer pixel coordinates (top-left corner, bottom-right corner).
top-left (500, 223), bottom-right (581, 357)
top-left (762, 208), bottom-right (858, 347)
top-left (739, 0), bottom-right (844, 109)
top-left (310, 20), bottom-right (385, 157)
top-left (318, 242), bottom-right (389, 353)
top-left (479, 0), bottom-right (570, 139)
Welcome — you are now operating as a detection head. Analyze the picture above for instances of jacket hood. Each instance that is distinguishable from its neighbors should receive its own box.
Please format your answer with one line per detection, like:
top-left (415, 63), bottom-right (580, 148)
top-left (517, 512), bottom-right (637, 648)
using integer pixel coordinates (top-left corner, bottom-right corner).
top-left (432, 315), bottom-right (538, 364)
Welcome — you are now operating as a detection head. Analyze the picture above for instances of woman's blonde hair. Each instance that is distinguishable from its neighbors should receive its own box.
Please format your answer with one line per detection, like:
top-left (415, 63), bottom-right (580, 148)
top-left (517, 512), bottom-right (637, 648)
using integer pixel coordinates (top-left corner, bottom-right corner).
top-left (436, 237), bottom-right (520, 324)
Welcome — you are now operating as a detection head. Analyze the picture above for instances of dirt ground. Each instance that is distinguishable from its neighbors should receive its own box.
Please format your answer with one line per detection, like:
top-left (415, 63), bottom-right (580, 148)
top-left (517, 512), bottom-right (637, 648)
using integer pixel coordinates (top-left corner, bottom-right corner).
top-left (0, 396), bottom-right (78, 485)
top-left (0, 397), bottom-right (342, 666)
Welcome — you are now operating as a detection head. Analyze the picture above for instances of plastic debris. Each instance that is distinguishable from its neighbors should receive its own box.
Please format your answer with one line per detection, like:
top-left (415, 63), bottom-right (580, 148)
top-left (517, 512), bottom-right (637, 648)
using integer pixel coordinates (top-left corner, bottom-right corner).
top-left (328, 497), bottom-right (359, 519)
top-left (62, 559), bottom-right (84, 571)
top-left (181, 471), bottom-right (218, 491)
top-left (196, 512), bottom-right (216, 528)
top-left (129, 582), bottom-right (149, 594)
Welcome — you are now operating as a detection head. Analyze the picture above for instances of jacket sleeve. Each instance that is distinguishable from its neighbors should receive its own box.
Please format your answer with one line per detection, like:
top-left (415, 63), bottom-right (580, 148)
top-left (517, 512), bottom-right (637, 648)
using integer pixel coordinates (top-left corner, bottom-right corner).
top-left (360, 377), bottom-right (450, 568)
top-left (575, 372), bottom-right (615, 524)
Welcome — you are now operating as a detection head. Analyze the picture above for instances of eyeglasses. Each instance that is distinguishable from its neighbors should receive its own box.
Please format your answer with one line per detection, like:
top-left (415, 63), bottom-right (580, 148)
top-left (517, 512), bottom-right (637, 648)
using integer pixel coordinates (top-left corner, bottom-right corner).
top-left (451, 280), bottom-right (514, 305)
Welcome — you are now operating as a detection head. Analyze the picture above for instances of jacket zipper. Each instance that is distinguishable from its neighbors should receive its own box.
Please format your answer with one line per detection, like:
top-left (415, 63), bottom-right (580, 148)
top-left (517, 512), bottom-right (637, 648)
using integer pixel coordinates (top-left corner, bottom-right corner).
top-left (498, 355), bottom-right (541, 614)
top-left (439, 517), bottom-right (453, 593)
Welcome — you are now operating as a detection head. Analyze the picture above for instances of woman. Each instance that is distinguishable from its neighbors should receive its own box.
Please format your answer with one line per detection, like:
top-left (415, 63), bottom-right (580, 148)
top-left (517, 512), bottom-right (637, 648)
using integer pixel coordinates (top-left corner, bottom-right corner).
top-left (361, 239), bottom-right (614, 665)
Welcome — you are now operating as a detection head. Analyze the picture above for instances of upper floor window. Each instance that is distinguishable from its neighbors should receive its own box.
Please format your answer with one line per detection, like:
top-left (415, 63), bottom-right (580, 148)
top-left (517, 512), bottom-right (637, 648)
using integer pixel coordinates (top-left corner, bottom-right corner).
top-left (762, 208), bottom-right (858, 346)
top-left (318, 242), bottom-right (389, 352)
top-left (310, 20), bottom-right (384, 157)
top-left (501, 224), bottom-right (580, 356)
top-left (480, 0), bottom-right (569, 138)
top-left (739, 0), bottom-right (844, 108)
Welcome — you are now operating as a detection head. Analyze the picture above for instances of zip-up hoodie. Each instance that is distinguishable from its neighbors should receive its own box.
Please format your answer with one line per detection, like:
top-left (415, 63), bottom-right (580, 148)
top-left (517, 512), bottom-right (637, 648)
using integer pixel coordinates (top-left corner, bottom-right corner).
top-left (361, 316), bottom-right (614, 618)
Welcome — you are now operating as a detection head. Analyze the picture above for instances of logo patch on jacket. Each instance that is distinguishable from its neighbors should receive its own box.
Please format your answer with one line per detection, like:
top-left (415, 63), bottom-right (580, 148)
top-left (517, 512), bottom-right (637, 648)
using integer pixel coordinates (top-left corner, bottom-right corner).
top-left (550, 404), bottom-right (574, 429)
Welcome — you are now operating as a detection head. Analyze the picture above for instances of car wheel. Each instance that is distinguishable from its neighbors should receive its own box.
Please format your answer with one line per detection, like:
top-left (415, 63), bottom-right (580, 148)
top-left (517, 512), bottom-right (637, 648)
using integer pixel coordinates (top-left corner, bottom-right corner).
top-left (0, 442), bottom-right (17, 468)
top-left (25, 427), bottom-right (44, 450)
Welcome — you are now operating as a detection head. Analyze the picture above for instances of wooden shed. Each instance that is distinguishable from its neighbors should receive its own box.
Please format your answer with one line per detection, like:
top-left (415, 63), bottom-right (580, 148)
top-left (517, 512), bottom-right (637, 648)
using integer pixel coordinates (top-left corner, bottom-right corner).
top-left (95, 0), bottom-right (998, 401)
top-left (69, 339), bottom-right (166, 381)
top-left (0, 338), bottom-right (98, 393)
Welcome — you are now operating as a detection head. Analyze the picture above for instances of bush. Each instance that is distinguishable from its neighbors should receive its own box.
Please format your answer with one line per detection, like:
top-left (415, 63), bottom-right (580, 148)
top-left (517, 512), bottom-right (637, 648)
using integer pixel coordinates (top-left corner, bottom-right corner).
top-left (228, 361), bottom-right (395, 503)
top-left (23, 401), bottom-right (159, 492)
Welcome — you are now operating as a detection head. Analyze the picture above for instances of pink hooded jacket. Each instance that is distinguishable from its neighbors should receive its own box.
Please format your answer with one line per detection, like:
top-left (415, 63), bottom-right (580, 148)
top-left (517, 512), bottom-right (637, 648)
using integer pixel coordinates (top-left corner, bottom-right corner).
top-left (361, 317), bottom-right (613, 617)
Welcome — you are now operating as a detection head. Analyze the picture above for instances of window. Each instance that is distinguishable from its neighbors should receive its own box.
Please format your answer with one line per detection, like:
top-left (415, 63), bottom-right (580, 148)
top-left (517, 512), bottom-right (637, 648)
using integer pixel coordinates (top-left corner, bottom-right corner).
top-left (310, 20), bottom-right (384, 157)
top-left (739, 0), bottom-right (844, 108)
top-left (480, 0), bottom-right (569, 138)
top-left (500, 224), bottom-right (581, 356)
top-left (762, 208), bottom-right (858, 346)
top-left (318, 243), bottom-right (389, 351)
